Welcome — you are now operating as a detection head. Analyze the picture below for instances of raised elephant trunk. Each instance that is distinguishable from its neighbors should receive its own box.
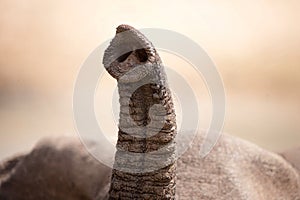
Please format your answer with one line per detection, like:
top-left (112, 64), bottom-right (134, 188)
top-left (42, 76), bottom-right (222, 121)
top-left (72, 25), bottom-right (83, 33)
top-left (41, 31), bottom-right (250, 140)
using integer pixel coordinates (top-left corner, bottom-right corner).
top-left (103, 24), bottom-right (177, 199)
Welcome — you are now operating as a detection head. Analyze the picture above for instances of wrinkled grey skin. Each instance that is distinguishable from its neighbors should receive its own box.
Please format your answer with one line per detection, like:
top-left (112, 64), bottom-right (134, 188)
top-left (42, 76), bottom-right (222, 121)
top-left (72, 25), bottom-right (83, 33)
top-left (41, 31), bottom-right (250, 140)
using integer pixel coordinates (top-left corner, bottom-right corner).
top-left (1, 133), bottom-right (300, 200)
top-left (0, 137), bottom-right (111, 200)
top-left (103, 24), bottom-right (177, 199)
top-left (1, 25), bottom-right (300, 200)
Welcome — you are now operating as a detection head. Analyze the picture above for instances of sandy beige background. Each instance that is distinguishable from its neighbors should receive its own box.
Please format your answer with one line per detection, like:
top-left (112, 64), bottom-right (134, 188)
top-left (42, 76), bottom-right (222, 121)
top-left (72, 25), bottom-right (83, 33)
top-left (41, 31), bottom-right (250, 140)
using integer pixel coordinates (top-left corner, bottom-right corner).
top-left (0, 0), bottom-right (300, 159)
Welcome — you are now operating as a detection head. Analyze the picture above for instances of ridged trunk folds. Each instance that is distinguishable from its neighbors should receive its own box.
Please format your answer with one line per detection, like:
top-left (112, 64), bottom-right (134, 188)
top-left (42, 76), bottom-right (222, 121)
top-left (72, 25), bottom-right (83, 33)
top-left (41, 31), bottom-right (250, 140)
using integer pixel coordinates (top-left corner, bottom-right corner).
top-left (109, 79), bottom-right (177, 199)
top-left (103, 25), bottom-right (177, 200)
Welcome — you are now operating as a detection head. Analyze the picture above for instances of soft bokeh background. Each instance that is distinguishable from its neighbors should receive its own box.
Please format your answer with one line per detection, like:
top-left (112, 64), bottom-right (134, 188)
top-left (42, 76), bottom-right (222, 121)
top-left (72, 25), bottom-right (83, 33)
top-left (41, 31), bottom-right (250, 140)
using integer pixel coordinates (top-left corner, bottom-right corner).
top-left (1, 0), bottom-right (300, 159)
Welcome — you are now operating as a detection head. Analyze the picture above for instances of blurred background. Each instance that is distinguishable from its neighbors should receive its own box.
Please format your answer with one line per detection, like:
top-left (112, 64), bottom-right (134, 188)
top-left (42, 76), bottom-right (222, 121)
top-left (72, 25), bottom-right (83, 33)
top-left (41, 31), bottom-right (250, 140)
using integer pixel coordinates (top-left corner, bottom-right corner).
top-left (1, 0), bottom-right (300, 160)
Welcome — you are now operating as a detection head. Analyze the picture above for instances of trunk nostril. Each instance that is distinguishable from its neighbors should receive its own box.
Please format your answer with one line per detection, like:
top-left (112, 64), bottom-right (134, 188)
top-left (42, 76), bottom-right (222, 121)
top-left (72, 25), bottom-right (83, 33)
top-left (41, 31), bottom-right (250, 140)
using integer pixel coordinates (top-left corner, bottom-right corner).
top-left (116, 51), bottom-right (133, 62)
top-left (135, 49), bottom-right (148, 62)
top-left (116, 49), bottom-right (148, 63)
